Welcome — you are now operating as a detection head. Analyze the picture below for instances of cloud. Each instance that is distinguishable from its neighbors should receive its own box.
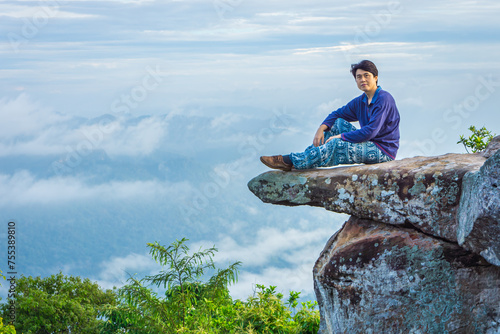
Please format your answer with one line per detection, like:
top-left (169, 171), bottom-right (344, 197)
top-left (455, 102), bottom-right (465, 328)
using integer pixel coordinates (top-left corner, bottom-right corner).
top-left (210, 113), bottom-right (247, 130)
top-left (230, 263), bottom-right (314, 301)
top-left (0, 170), bottom-right (194, 206)
top-left (0, 3), bottom-right (98, 19)
top-left (206, 227), bottom-right (332, 267)
top-left (95, 252), bottom-right (160, 290)
top-left (315, 99), bottom-right (342, 117)
top-left (193, 218), bottom-right (347, 300)
top-left (97, 116), bottom-right (168, 156)
top-left (0, 93), bottom-right (69, 139)
top-left (90, 222), bottom-right (345, 299)
top-left (0, 94), bottom-right (167, 157)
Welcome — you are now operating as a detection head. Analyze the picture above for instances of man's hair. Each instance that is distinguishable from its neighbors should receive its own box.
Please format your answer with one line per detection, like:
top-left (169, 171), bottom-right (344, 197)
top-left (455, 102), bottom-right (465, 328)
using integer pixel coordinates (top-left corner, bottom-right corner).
top-left (350, 60), bottom-right (378, 79)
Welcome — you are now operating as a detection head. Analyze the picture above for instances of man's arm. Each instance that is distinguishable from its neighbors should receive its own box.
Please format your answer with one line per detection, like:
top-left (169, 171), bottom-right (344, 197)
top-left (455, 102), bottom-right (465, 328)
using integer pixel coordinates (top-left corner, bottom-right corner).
top-left (321, 98), bottom-right (359, 130)
top-left (313, 124), bottom-right (329, 147)
top-left (341, 98), bottom-right (393, 143)
top-left (314, 95), bottom-right (360, 146)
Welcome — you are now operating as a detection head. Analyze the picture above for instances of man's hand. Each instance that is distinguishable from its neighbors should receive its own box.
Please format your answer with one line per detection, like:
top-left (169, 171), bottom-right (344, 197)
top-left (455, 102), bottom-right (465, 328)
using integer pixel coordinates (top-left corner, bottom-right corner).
top-left (313, 124), bottom-right (329, 147)
top-left (325, 134), bottom-right (341, 144)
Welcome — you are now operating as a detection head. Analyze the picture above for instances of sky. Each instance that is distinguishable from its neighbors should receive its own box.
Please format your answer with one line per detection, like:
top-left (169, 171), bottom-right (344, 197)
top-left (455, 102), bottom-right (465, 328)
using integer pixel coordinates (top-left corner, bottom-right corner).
top-left (1, 0), bottom-right (500, 301)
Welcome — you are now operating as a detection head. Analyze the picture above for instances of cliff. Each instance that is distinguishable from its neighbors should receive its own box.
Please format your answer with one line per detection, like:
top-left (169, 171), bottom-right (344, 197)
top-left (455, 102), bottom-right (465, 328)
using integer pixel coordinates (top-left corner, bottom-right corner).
top-left (248, 137), bottom-right (500, 333)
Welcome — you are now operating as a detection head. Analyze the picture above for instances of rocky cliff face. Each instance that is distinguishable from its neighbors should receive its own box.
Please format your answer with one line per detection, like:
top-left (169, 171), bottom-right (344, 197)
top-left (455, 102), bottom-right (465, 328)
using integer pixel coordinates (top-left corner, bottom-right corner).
top-left (248, 138), bottom-right (500, 333)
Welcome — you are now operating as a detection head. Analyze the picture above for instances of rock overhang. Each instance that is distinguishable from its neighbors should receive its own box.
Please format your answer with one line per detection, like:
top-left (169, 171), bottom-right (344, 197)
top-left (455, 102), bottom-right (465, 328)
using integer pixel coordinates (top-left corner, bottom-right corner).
top-left (249, 153), bottom-right (486, 243)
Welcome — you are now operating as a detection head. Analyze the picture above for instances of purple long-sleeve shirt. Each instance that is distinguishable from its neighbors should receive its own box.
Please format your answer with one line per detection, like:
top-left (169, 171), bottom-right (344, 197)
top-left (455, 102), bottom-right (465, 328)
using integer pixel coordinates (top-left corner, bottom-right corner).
top-left (322, 86), bottom-right (400, 159)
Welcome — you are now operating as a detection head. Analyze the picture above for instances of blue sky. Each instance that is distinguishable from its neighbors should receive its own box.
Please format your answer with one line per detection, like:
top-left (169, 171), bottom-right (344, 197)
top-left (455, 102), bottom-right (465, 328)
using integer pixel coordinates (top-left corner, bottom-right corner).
top-left (1, 0), bottom-right (499, 299)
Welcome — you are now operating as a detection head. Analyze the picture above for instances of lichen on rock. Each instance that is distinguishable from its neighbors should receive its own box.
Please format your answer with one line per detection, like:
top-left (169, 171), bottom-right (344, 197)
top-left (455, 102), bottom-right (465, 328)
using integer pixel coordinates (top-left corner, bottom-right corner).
top-left (314, 217), bottom-right (500, 334)
top-left (458, 147), bottom-right (500, 266)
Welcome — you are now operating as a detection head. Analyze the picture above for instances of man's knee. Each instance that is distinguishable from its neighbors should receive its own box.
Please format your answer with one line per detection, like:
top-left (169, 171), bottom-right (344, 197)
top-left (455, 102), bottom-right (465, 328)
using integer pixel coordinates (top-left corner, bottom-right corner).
top-left (334, 138), bottom-right (346, 147)
top-left (334, 118), bottom-right (355, 132)
top-left (334, 118), bottom-right (348, 126)
top-left (324, 137), bottom-right (343, 149)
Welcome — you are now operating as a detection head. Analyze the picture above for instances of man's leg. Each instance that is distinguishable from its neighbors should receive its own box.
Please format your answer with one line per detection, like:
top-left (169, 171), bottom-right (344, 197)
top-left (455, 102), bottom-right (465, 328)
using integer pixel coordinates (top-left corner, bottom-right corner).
top-left (290, 137), bottom-right (392, 170)
top-left (348, 141), bottom-right (393, 164)
top-left (290, 118), bottom-right (357, 169)
top-left (261, 118), bottom-right (391, 170)
top-left (289, 138), bottom-right (347, 169)
top-left (324, 118), bottom-right (357, 141)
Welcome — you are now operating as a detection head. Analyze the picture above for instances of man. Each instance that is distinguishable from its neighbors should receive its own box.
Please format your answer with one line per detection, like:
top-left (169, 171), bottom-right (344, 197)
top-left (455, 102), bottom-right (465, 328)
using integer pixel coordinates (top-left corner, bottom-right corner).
top-left (260, 60), bottom-right (400, 171)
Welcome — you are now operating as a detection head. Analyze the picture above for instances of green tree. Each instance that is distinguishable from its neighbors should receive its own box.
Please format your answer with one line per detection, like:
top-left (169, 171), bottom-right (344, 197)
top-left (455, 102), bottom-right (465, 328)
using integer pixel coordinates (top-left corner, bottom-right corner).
top-left (457, 125), bottom-right (496, 153)
top-left (0, 270), bottom-right (15, 334)
top-left (235, 284), bottom-right (320, 334)
top-left (145, 238), bottom-right (240, 329)
top-left (2, 240), bottom-right (321, 334)
top-left (292, 300), bottom-right (321, 334)
top-left (0, 272), bottom-right (116, 334)
top-left (102, 238), bottom-right (320, 333)
top-left (101, 238), bottom-right (241, 333)
top-left (0, 317), bottom-right (15, 334)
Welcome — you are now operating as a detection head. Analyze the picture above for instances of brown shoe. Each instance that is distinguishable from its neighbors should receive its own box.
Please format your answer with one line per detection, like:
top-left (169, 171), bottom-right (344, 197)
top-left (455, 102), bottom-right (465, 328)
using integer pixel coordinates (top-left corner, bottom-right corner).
top-left (260, 155), bottom-right (293, 171)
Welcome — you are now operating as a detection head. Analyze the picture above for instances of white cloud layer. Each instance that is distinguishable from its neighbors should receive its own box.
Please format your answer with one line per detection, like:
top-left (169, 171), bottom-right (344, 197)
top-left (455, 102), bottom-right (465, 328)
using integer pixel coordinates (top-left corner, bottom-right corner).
top-left (206, 227), bottom-right (331, 267)
top-left (0, 93), bottom-right (68, 139)
top-left (193, 221), bottom-right (345, 300)
top-left (93, 222), bottom-right (344, 300)
top-left (96, 253), bottom-right (160, 290)
top-left (0, 3), bottom-right (98, 19)
top-left (0, 171), bottom-right (193, 206)
top-left (0, 94), bottom-right (167, 157)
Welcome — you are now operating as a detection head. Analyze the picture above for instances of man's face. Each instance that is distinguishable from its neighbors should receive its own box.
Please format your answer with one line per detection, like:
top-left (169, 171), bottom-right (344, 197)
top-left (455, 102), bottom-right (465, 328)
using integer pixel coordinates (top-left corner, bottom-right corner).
top-left (355, 69), bottom-right (378, 93)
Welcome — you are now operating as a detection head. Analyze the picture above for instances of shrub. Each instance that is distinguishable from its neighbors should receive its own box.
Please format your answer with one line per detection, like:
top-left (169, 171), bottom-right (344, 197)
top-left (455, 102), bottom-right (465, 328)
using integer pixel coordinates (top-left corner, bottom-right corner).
top-left (457, 125), bottom-right (496, 153)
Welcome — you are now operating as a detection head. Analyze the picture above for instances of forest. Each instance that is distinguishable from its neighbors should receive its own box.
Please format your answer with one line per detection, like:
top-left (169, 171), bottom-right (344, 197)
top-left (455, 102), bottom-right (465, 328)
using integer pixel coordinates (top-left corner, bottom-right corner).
top-left (0, 238), bottom-right (319, 334)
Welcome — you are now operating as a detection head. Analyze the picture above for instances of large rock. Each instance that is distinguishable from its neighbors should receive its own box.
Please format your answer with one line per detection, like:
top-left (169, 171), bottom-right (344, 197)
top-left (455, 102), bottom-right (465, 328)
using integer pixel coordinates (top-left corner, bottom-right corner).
top-left (248, 153), bottom-right (486, 243)
top-left (314, 216), bottom-right (500, 334)
top-left (481, 135), bottom-right (500, 159)
top-left (458, 148), bottom-right (500, 266)
top-left (248, 140), bottom-right (500, 333)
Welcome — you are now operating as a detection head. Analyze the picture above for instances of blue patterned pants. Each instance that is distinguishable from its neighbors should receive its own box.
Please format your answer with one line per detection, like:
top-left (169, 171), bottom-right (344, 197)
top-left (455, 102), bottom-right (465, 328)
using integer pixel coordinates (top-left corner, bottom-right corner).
top-left (290, 118), bottom-right (393, 170)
